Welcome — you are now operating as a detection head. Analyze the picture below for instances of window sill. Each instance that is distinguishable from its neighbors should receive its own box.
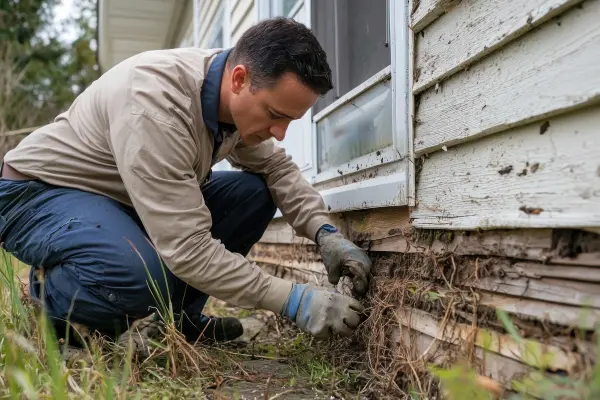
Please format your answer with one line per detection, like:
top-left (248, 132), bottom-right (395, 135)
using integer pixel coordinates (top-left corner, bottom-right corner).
top-left (312, 146), bottom-right (397, 185)
top-left (273, 171), bottom-right (407, 218)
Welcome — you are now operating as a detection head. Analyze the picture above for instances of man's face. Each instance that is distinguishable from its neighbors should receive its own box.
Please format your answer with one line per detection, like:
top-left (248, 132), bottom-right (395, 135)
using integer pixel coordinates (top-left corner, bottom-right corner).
top-left (228, 66), bottom-right (319, 146)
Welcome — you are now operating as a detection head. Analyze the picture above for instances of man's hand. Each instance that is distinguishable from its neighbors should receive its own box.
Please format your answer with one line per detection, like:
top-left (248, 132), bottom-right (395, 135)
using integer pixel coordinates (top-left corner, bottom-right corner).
top-left (281, 283), bottom-right (364, 339)
top-left (316, 225), bottom-right (372, 296)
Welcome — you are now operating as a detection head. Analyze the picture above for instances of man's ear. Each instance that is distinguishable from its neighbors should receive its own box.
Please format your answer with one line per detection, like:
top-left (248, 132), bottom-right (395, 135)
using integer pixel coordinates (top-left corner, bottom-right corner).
top-left (230, 65), bottom-right (249, 95)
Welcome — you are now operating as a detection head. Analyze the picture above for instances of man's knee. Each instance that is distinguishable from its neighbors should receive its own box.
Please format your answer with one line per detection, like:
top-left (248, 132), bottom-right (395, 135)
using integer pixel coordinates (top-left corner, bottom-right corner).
top-left (206, 170), bottom-right (277, 224)
top-left (240, 172), bottom-right (277, 221)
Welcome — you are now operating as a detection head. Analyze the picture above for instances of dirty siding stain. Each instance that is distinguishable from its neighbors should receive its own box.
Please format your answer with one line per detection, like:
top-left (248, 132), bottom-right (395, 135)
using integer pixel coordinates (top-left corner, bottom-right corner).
top-left (519, 206), bottom-right (544, 215)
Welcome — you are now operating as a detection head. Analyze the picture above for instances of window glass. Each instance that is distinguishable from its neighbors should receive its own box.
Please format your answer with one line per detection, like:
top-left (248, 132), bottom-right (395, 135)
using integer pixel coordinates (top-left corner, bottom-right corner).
top-left (282, 0), bottom-right (299, 16)
top-left (311, 0), bottom-right (390, 114)
top-left (316, 77), bottom-right (393, 172)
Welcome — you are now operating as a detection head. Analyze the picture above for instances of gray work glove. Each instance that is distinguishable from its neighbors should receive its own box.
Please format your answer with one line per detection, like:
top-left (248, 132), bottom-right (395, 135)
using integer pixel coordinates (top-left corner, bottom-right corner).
top-left (316, 224), bottom-right (372, 296)
top-left (280, 283), bottom-right (364, 339)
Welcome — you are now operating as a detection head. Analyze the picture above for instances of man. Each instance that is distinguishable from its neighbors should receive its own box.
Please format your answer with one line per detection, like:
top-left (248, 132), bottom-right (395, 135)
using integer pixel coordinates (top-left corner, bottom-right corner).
top-left (0, 17), bottom-right (372, 347)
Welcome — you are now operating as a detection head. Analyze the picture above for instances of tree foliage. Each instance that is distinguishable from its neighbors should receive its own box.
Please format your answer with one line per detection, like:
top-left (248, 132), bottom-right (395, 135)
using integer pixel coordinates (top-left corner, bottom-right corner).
top-left (0, 0), bottom-right (99, 136)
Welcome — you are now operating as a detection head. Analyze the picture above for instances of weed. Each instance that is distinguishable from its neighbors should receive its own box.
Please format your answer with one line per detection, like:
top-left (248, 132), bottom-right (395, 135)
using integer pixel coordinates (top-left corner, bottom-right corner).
top-left (428, 309), bottom-right (600, 400)
top-left (0, 249), bottom-right (218, 398)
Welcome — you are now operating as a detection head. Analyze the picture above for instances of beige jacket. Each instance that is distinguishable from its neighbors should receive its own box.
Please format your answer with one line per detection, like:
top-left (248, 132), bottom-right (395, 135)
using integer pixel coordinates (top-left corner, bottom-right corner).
top-left (3, 48), bottom-right (333, 313)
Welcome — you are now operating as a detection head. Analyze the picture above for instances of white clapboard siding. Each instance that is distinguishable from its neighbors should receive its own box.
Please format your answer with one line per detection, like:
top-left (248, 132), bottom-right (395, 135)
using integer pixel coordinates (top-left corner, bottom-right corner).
top-left (197, 0), bottom-right (222, 48)
top-left (231, 0), bottom-right (254, 43)
top-left (392, 323), bottom-right (532, 392)
top-left (477, 291), bottom-right (600, 330)
top-left (413, 0), bottom-right (584, 94)
top-left (396, 308), bottom-right (581, 371)
top-left (413, 105), bottom-right (600, 230)
top-left (414, 0), bottom-right (600, 155)
top-left (464, 275), bottom-right (600, 309)
top-left (410, 0), bottom-right (461, 33)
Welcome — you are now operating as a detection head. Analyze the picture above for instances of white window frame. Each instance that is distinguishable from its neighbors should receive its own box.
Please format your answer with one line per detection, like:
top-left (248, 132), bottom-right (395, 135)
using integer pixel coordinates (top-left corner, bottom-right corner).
top-left (309, 0), bottom-right (410, 213)
top-left (263, 0), bottom-right (412, 214)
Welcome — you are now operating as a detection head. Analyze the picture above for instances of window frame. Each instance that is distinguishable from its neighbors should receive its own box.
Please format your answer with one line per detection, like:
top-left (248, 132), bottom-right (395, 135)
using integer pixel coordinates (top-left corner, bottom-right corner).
top-left (306, 0), bottom-right (412, 212)
top-left (263, 0), bottom-right (412, 214)
top-left (311, 65), bottom-right (396, 184)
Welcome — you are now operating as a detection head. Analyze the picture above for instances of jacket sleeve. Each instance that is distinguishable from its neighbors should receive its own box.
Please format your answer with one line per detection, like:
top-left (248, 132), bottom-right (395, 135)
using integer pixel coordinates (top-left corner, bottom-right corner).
top-left (227, 139), bottom-right (333, 242)
top-left (108, 111), bottom-right (292, 312)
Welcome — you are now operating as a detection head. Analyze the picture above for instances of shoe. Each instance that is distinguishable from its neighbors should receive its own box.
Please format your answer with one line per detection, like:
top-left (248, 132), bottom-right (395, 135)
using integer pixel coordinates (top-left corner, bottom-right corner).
top-left (116, 313), bottom-right (165, 357)
top-left (180, 313), bottom-right (244, 343)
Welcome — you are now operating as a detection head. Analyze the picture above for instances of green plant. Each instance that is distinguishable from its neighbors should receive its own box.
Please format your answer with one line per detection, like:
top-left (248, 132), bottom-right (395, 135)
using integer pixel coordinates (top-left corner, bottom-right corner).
top-left (430, 363), bottom-right (494, 400)
top-left (427, 309), bottom-right (600, 400)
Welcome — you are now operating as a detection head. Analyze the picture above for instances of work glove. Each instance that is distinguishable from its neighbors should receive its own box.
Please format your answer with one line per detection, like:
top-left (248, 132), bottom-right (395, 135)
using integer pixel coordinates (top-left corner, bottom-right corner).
top-left (316, 224), bottom-right (372, 297)
top-left (280, 283), bottom-right (364, 339)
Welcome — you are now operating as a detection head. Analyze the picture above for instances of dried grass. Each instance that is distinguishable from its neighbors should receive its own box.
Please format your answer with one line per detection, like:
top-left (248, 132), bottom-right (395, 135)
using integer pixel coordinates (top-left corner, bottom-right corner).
top-left (319, 245), bottom-right (599, 399)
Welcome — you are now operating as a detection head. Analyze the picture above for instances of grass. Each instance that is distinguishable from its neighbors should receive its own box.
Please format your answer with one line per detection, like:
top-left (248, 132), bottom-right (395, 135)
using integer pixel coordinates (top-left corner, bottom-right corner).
top-left (0, 249), bottom-right (220, 399)
top-left (0, 249), bottom-right (367, 399)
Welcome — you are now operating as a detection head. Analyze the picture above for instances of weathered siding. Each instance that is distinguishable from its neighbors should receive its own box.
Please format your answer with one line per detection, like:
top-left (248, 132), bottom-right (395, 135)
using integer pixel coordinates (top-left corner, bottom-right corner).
top-left (414, 1), bottom-right (600, 155)
top-left (412, 0), bottom-right (600, 229)
top-left (412, 0), bottom-right (584, 94)
top-left (198, 0), bottom-right (223, 48)
top-left (413, 105), bottom-right (600, 229)
top-left (172, 0), bottom-right (193, 47)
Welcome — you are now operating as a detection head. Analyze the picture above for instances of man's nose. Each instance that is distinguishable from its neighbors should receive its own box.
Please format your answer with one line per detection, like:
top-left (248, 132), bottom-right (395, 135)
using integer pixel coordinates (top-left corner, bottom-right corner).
top-left (270, 123), bottom-right (289, 141)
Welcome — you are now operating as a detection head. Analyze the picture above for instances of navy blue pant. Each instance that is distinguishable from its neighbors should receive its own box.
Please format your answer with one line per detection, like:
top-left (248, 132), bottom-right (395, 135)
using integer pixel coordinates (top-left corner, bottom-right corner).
top-left (0, 171), bottom-right (276, 337)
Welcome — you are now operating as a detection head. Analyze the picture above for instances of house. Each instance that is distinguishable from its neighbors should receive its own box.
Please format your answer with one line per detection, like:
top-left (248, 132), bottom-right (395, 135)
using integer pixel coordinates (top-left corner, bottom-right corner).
top-left (98, 0), bottom-right (600, 394)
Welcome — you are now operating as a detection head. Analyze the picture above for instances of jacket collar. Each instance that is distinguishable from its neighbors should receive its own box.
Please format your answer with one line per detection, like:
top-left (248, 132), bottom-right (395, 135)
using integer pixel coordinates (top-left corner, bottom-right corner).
top-left (200, 48), bottom-right (237, 146)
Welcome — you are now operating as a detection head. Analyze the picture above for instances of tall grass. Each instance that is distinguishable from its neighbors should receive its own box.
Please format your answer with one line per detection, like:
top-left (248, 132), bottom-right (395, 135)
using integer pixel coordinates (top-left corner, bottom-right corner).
top-left (0, 249), bottom-right (215, 399)
top-left (0, 250), bottom-right (124, 398)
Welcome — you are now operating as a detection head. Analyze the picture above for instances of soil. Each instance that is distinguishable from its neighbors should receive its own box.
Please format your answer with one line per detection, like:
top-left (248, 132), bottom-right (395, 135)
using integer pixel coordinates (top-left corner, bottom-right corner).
top-left (200, 298), bottom-right (363, 400)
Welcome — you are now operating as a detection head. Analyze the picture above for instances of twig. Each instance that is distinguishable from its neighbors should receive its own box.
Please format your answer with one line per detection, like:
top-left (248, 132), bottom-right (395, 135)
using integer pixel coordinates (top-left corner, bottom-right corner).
top-left (450, 256), bottom-right (457, 286)
top-left (264, 374), bottom-right (272, 400)
top-left (407, 361), bottom-right (424, 395)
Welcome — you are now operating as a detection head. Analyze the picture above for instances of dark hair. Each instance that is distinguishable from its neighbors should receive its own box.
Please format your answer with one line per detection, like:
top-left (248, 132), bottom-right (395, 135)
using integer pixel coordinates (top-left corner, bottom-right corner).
top-left (227, 17), bottom-right (333, 95)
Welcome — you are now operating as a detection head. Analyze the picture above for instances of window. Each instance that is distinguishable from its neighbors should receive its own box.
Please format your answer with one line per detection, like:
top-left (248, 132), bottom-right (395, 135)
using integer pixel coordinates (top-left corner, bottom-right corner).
top-left (311, 0), bottom-right (396, 174)
top-left (312, 1), bottom-right (391, 114)
top-left (260, 0), bottom-right (411, 212)
top-left (316, 70), bottom-right (393, 172)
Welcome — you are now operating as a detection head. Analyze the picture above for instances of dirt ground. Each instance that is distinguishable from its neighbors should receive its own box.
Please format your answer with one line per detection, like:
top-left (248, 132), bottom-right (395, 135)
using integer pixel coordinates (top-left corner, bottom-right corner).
top-left (202, 299), bottom-right (362, 400)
